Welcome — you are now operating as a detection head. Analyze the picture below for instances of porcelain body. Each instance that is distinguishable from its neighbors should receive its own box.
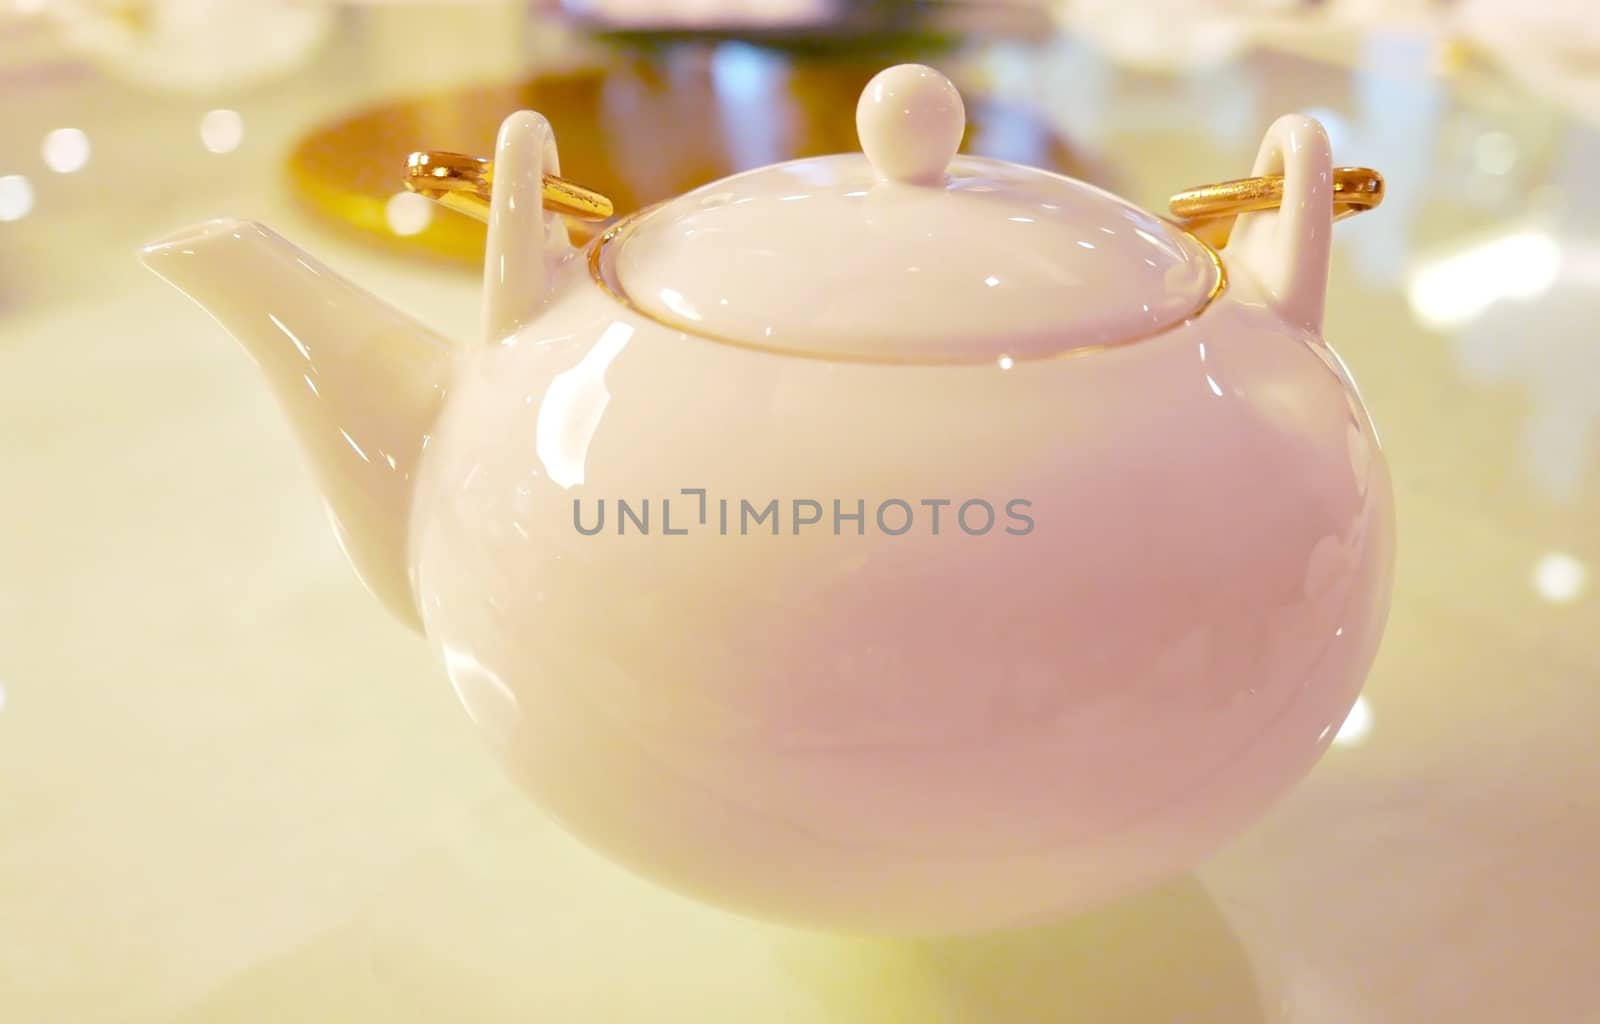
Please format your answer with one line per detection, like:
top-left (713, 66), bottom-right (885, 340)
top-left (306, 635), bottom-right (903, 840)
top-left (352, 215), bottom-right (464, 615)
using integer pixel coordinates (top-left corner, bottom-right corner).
top-left (414, 262), bottom-right (1392, 932)
top-left (140, 65), bottom-right (1395, 934)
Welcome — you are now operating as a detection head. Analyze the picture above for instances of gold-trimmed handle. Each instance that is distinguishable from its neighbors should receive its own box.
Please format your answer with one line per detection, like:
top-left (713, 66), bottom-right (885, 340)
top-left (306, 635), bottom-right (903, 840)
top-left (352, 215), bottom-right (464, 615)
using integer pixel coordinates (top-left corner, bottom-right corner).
top-left (404, 150), bottom-right (614, 223)
top-left (1169, 167), bottom-right (1384, 249)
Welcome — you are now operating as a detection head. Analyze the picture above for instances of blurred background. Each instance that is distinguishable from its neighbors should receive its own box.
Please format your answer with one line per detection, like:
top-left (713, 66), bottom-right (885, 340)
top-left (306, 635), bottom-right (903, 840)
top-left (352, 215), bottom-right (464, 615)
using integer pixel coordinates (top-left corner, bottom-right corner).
top-left (2, 1), bottom-right (1598, 1021)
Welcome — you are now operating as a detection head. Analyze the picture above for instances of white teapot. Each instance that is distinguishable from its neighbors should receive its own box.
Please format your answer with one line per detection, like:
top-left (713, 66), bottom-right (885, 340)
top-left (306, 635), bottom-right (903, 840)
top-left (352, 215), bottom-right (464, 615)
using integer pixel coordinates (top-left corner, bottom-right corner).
top-left (142, 65), bottom-right (1394, 934)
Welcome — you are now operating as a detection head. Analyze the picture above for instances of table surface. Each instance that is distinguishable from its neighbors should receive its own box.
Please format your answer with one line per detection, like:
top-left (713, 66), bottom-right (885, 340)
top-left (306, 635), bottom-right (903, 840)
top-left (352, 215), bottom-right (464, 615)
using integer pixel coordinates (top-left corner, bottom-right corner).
top-left (2, 7), bottom-right (1598, 1022)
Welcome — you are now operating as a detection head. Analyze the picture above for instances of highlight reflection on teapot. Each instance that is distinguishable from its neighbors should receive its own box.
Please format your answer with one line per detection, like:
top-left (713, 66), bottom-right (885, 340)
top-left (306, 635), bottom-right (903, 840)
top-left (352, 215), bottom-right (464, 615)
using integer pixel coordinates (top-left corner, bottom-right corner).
top-left (141, 65), bottom-right (1394, 935)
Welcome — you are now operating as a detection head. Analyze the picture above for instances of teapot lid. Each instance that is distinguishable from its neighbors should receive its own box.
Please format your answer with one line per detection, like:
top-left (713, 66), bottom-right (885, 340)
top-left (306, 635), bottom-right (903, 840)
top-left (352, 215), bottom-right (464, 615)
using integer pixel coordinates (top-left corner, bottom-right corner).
top-left (602, 64), bottom-right (1222, 364)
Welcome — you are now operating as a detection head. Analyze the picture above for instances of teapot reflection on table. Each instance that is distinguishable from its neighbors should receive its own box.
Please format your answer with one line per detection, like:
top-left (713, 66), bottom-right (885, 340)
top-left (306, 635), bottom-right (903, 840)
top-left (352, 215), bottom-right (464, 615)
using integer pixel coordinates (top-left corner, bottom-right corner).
top-left (141, 65), bottom-right (1394, 934)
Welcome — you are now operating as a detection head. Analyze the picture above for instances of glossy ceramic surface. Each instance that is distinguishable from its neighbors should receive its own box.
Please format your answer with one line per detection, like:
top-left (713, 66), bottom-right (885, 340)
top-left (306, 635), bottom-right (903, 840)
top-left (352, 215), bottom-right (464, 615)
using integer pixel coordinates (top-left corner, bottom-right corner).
top-left (135, 59), bottom-right (1391, 933)
top-left (610, 63), bottom-right (1221, 360)
top-left (408, 257), bottom-right (1391, 932)
top-left (610, 156), bottom-right (1222, 359)
top-left (2, 6), bottom-right (1596, 1019)
top-left (281, 55), bottom-right (1101, 266)
top-left (139, 219), bottom-right (455, 629)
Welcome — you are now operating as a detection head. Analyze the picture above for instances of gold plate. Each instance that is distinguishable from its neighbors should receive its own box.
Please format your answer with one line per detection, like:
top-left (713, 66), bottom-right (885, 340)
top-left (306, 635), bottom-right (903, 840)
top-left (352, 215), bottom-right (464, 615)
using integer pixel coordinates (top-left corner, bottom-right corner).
top-left (284, 57), bottom-right (1107, 266)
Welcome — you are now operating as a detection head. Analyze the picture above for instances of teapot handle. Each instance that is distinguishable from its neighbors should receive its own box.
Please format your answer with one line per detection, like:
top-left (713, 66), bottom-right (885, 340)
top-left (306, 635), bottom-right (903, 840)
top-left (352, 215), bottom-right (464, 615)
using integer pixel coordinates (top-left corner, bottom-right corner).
top-left (482, 111), bottom-right (572, 343)
top-left (1224, 114), bottom-right (1335, 336)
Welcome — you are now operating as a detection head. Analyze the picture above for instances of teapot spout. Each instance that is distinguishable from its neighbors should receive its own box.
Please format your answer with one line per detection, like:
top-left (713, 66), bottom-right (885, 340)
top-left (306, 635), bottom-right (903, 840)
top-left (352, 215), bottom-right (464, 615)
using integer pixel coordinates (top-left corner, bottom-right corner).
top-left (140, 219), bottom-right (454, 630)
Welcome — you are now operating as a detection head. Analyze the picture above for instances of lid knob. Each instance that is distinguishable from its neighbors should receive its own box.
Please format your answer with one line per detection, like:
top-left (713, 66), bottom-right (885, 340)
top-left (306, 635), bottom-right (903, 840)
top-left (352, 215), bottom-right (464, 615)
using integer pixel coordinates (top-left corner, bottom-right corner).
top-left (856, 64), bottom-right (965, 186)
